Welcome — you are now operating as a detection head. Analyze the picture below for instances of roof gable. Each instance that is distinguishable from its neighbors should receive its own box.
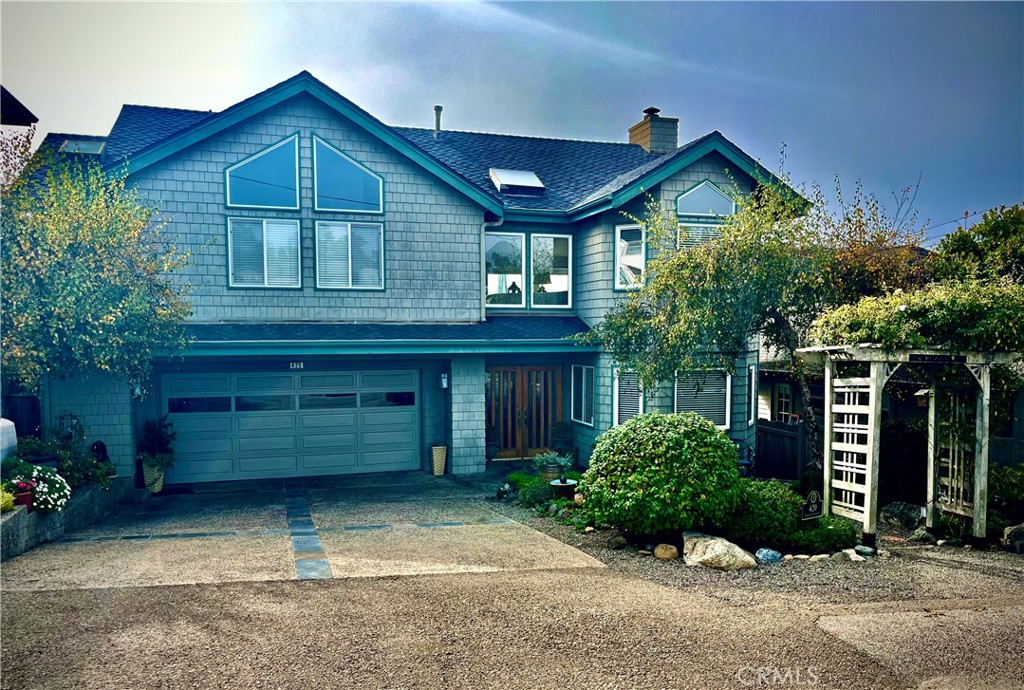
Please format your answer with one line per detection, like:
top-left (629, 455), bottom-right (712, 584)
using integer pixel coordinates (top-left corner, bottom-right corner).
top-left (111, 71), bottom-right (502, 216)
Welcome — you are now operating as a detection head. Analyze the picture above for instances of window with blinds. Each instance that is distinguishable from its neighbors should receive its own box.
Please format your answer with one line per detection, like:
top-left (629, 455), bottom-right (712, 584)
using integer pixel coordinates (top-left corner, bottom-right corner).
top-left (677, 224), bottom-right (721, 249)
top-left (316, 221), bottom-right (383, 289)
top-left (674, 370), bottom-right (731, 429)
top-left (228, 218), bottom-right (301, 288)
top-left (613, 369), bottom-right (643, 426)
top-left (571, 364), bottom-right (595, 426)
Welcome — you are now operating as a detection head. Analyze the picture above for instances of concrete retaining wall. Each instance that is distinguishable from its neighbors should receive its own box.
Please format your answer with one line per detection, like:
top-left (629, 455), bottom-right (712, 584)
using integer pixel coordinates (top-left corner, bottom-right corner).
top-left (1, 479), bottom-right (139, 561)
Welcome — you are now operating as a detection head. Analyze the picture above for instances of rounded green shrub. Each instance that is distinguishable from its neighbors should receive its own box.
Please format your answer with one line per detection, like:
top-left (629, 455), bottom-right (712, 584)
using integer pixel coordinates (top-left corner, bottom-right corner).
top-left (784, 515), bottom-right (860, 553)
top-left (725, 478), bottom-right (804, 548)
top-left (579, 412), bottom-right (741, 536)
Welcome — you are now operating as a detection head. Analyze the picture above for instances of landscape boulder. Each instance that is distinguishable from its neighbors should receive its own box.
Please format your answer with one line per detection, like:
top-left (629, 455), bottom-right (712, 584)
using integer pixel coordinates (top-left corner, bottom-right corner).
top-left (755, 548), bottom-right (782, 565)
top-left (909, 526), bottom-right (937, 544)
top-left (1002, 524), bottom-right (1024, 555)
top-left (880, 502), bottom-right (925, 530)
top-left (682, 533), bottom-right (757, 570)
top-left (654, 544), bottom-right (679, 560)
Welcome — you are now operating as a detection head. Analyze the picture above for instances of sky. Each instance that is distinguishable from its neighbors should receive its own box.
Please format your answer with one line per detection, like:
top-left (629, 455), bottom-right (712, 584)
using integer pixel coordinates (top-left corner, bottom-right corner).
top-left (2, 1), bottom-right (1021, 244)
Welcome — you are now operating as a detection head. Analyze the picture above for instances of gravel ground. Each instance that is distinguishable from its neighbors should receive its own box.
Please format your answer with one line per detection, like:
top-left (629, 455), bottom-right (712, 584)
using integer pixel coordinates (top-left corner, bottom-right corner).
top-left (485, 499), bottom-right (1024, 607)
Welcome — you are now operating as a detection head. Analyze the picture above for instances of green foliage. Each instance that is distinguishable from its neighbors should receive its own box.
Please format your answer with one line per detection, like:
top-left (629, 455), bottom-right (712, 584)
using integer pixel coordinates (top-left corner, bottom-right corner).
top-left (579, 175), bottom-right (930, 392)
top-left (579, 412), bottom-right (741, 536)
top-left (810, 280), bottom-right (1024, 353)
top-left (989, 463), bottom-right (1024, 528)
top-left (0, 488), bottom-right (14, 512)
top-left (23, 465), bottom-right (72, 512)
top-left (725, 478), bottom-right (804, 548)
top-left (505, 471), bottom-right (534, 490)
top-left (1, 457), bottom-right (38, 485)
top-left (932, 203), bottom-right (1024, 283)
top-left (516, 475), bottom-right (555, 507)
top-left (8, 433), bottom-right (114, 490)
top-left (784, 515), bottom-right (861, 554)
top-left (138, 415), bottom-right (176, 461)
top-left (532, 450), bottom-right (574, 473)
top-left (1, 155), bottom-right (191, 391)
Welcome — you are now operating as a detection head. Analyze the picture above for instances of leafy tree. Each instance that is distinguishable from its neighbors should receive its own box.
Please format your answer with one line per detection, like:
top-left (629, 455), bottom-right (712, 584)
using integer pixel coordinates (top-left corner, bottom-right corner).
top-left (579, 172), bottom-right (930, 465)
top-left (1, 136), bottom-right (191, 392)
top-left (932, 203), bottom-right (1024, 282)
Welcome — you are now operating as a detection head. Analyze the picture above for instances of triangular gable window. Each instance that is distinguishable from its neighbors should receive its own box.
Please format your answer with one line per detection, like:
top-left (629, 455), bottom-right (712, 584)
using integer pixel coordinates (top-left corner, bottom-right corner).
top-left (676, 180), bottom-right (735, 218)
top-left (226, 134), bottom-right (299, 209)
top-left (314, 135), bottom-right (383, 213)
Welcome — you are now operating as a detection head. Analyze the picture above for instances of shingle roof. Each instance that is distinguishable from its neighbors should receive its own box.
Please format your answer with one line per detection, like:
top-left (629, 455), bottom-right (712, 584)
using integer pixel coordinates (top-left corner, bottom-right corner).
top-left (103, 104), bottom-right (214, 163)
top-left (1, 86), bottom-right (38, 126)
top-left (393, 127), bottom-right (658, 212)
top-left (186, 315), bottom-right (589, 344)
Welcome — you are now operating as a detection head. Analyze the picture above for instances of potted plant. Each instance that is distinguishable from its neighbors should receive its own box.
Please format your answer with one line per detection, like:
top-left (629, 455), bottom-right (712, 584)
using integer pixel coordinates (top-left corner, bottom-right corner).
top-left (137, 416), bottom-right (176, 493)
top-left (8, 479), bottom-right (37, 512)
top-left (533, 450), bottom-right (573, 482)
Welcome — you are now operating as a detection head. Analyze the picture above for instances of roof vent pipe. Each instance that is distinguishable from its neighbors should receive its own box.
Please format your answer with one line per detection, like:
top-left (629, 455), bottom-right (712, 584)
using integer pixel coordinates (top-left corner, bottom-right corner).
top-left (434, 105), bottom-right (443, 139)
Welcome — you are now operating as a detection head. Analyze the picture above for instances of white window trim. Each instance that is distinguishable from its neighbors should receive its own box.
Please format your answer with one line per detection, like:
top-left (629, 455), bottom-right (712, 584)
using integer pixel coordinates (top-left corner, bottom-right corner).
top-left (614, 224), bottom-right (645, 291)
top-left (227, 218), bottom-right (302, 289)
top-left (225, 134), bottom-right (300, 211)
top-left (486, 231), bottom-right (527, 309)
top-left (748, 365), bottom-right (757, 427)
top-left (674, 369), bottom-right (732, 430)
top-left (612, 368), bottom-right (644, 427)
top-left (675, 179), bottom-right (736, 218)
top-left (774, 382), bottom-right (793, 423)
top-left (314, 221), bottom-right (385, 290)
top-left (530, 233), bottom-right (573, 309)
top-left (571, 364), bottom-right (595, 427)
top-left (312, 135), bottom-right (384, 214)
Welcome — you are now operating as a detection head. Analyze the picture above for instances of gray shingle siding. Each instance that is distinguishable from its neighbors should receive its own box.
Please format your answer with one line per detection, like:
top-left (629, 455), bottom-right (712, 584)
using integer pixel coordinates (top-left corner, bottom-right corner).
top-left (450, 355), bottom-right (486, 474)
top-left (129, 93), bottom-right (486, 323)
top-left (44, 374), bottom-right (134, 476)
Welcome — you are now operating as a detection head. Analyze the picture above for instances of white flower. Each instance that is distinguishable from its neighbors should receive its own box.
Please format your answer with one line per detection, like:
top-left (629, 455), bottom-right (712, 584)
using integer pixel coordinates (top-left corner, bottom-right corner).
top-left (898, 304), bottom-right (907, 311)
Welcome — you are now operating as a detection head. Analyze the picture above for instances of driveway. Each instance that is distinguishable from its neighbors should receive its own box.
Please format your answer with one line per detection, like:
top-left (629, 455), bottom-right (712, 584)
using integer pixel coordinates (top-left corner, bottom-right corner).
top-left (0, 473), bottom-right (602, 590)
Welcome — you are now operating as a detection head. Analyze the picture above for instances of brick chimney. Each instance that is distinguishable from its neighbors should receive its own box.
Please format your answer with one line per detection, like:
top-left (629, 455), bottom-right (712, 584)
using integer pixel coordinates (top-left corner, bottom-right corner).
top-left (628, 106), bottom-right (679, 154)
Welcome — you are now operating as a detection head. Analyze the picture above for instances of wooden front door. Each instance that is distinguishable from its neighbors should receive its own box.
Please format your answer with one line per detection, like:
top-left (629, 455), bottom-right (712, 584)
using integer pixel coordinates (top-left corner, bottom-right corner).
top-left (485, 366), bottom-right (563, 459)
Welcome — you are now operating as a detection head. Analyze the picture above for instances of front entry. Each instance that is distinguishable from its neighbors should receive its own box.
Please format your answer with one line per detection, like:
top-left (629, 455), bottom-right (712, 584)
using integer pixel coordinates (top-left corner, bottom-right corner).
top-left (485, 366), bottom-right (563, 459)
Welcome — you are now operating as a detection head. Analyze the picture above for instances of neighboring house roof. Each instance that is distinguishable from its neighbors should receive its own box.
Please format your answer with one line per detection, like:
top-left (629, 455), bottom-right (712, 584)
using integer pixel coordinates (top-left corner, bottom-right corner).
top-left (184, 315), bottom-right (594, 355)
top-left (103, 104), bottom-right (214, 163)
top-left (1, 86), bottom-right (38, 126)
top-left (56, 70), bottom-right (789, 220)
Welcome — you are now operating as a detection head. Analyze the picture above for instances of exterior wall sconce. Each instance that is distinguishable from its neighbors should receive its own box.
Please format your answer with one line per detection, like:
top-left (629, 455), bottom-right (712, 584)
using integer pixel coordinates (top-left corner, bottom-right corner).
top-left (439, 373), bottom-right (449, 389)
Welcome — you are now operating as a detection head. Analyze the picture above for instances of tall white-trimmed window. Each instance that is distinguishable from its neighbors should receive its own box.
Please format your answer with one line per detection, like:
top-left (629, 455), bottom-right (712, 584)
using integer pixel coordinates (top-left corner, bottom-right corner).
top-left (313, 135), bottom-right (384, 213)
top-left (531, 234), bottom-right (572, 308)
top-left (228, 218), bottom-right (301, 288)
top-left (486, 232), bottom-right (526, 307)
top-left (226, 134), bottom-right (300, 210)
top-left (613, 369), bottom-right (643, 426)
top-left (747, 365), bottom-right (757, 426)
top-left (615, 225), bottom-right (645, 289)
top-left (316, 221), bottom-right (384, 289)
top-left (773, 383), bottom-right (793, 423)
top-left (571, 365), bottom-right (595, 426)
top-left (674, 370), bottom-right (731, 430)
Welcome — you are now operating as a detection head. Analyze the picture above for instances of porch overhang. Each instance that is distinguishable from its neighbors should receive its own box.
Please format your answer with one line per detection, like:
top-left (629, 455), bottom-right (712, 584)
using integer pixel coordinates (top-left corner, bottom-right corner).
top-left (176, 315), bottom-right (597, 357)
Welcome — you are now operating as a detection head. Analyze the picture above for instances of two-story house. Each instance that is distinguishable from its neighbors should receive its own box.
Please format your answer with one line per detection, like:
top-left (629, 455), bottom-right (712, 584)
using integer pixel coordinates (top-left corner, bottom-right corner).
top-left (39, 71), bottom-right (782, 484)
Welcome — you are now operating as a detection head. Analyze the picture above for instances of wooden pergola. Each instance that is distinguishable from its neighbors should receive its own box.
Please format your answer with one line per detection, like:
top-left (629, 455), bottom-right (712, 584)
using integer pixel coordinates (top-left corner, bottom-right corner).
top-left (797, 345), bottom-right (1019, 544)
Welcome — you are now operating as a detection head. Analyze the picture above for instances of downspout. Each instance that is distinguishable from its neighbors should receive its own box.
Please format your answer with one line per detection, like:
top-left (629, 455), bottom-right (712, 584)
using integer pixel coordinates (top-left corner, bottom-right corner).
top-left (480, 216), bottom-right (503, 321)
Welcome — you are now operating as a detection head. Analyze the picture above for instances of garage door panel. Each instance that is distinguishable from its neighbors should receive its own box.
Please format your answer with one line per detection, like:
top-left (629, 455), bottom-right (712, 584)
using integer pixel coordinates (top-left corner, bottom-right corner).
top-left (237, 456), bottom-right (298, 474)
top-left (235, 375), bottom-right (294, 391)
top-left (236, 415), bottom-right (296, 433)
top-left (362, 449), bottom-right (419, 467)
top-left (237, 435), bottom-right (296, 453)
top-left (300, 374), bottom-right (356, 389)
top-left (302, 433), bottom-right (358, 450)
top-left (169, 416), bottom-right (233, 434)
top-left (299, 412), bottom-right (357, 429)
top-left (163, 370), bottom-right (420, 483)
top-left (361, 409), bottom-right (416, 427)
top-left (167, 375), bottom-right (231, 394)
top-left (301, 454), bottom-right (359, 470)
top-left (362, 429), bottom-right (415, 447)
top-left (360, 372), bottom-right (416, 389)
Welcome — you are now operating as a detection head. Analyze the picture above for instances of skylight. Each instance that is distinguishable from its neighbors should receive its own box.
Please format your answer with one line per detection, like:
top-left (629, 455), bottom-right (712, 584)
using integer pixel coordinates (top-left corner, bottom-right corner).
top-left (489, 168), bottom-right (545, 195)
top-left (61, 139), bottom-right (105, 155)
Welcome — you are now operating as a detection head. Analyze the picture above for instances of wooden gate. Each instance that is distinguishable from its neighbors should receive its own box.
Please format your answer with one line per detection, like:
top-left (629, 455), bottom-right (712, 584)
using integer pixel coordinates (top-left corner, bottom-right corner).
top-left (485, 366), bottom-right (563, 459)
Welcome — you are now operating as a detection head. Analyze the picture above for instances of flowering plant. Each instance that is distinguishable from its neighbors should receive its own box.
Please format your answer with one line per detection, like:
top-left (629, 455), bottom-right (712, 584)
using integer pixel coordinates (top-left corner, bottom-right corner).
top-left (20, 466), bottom-right (72, 512)
top-left (10, 479), bottom-right (37, 493)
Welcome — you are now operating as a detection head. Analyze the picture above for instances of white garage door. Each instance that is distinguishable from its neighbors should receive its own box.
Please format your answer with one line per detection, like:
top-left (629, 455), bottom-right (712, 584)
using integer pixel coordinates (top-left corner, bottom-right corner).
top-left (161, 370), bottom-right (421, 483)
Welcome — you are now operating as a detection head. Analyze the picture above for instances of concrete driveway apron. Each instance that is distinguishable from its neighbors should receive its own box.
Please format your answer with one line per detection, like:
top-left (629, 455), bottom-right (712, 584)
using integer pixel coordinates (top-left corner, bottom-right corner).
top-left (0, 473), bottom-right (602, 591)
